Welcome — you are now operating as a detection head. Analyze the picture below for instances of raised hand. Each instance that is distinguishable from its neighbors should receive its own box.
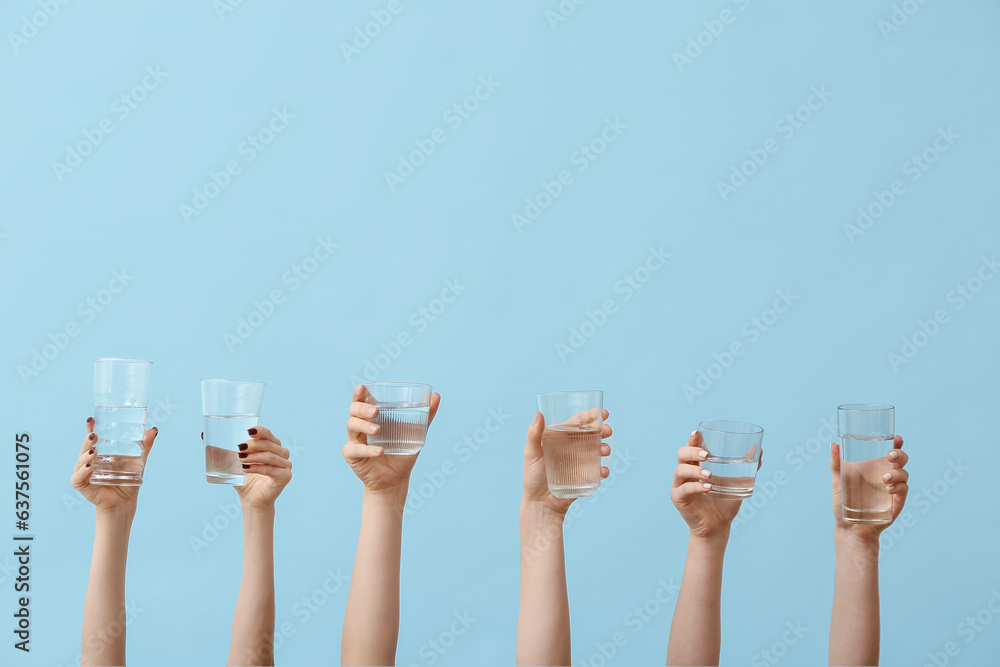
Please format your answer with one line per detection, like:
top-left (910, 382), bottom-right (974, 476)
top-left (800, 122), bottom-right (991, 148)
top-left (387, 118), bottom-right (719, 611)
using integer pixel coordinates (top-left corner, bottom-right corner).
top-left (71, 417), bottom-right (157, 512)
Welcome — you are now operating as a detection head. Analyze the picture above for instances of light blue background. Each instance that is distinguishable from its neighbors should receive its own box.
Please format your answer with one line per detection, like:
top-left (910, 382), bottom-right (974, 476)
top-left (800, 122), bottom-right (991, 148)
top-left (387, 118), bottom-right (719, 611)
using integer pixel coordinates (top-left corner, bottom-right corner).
top-left (2, 1), bottom-right (999, 665)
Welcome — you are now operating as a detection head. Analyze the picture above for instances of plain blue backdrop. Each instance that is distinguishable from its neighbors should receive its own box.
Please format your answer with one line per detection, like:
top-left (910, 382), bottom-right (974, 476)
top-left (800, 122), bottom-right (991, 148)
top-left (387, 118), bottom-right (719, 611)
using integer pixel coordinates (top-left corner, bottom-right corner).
top-left (2, 1), bottom-right (999, 665)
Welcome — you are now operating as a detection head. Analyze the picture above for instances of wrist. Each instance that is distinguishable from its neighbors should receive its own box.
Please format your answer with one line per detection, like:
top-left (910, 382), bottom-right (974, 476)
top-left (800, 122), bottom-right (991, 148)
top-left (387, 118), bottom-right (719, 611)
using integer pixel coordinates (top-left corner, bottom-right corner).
top-left (520, 498), bottom-right (567, 525)
top-left (240, 499), bottom-right (276, 519)
top-left (689, 527), bottom-right (731, 550)
top-left (95, 502), bottom-right (137, 523)
top-left (834, 527), bottom-right (880, 555)
top-left (363, 483), bottom-right (409, 510)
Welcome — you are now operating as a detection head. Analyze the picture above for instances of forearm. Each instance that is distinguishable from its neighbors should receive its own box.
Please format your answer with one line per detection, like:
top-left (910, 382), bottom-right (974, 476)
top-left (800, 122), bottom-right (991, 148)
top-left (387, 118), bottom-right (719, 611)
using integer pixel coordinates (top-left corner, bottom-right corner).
top-left (667, 531), bottom-right (729, 667)
top-left (82, 505), bottom-right (135, 667)
top-left (342, 485), bottom-right (407, 666)
top-left (517, 501), bottom-right (571, 667)
top-left (830, 532), bottom-right (880, 666)
top-left (228, 504), bottom-right (276, 666)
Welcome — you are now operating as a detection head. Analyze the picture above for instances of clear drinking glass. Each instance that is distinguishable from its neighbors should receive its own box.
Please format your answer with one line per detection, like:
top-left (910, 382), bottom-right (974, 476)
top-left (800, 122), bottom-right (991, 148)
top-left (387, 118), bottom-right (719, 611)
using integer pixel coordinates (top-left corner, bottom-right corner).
top-left (202, 379), bottom-right (266, 485)
top-left (698, 420), bottom-right (763, 498)
top-left (536, 390), bottom-right (604, 499)
top-left (838, 403), bottom-right (894, 524)
top-left (364, 382), bottom-right (432, 455)
top-left (92, 358), bottom-right (152, 486)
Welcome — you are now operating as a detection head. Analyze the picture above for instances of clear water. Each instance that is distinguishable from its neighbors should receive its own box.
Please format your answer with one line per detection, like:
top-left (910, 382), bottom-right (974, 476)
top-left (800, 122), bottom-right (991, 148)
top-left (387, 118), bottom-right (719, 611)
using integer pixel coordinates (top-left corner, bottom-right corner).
top-left (703, 456), bottom-right (756, 498)
top-left (841, 434), bottom-right (893, 524)
top-left (204, 415), bottom-right (259, 485)
top-left (541, 425), bottom-right (602, 498)
top-left (92, 405), bottom-right (146, 486)
top-left (370, 403), bottom-right (429, 455)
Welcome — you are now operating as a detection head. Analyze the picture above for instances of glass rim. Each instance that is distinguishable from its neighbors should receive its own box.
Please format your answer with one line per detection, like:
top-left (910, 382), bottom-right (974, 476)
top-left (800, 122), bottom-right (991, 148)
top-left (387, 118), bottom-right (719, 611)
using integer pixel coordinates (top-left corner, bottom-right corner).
top-left (94, 357), bottom-right (152, 365)
top-left (202, 378), bottom-right (266, 387)
top-left (535, 389), bottom-right (603, 398)
top-left (363, 381), bottom-right (432, 389)
top-left (699, 419), bottom-right (764, 435)
top-left (837, 403), bottom-right (894, 412)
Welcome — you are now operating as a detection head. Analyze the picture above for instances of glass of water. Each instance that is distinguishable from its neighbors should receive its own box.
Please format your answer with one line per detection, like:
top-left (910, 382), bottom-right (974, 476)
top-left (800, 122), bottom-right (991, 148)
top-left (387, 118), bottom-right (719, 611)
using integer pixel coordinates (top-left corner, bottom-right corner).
top-left (837, 404), bottom-right (894, 524)
top-left (536, 390), bottom-right (604, 499)
top-left (364, 382), bottom-right (432, 455)
top-left (202, 379), bottom-right (266, 485)
top-left (92, 357), bottom-right (152, 486)
top-left (698, 420), bottom-right (763, 498)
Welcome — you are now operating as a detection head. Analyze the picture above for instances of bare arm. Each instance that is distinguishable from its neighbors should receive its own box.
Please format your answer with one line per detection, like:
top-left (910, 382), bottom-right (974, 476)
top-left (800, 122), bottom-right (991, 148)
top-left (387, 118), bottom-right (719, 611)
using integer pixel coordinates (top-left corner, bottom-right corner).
top-left (666, 431), bottom-right (752, 667)
top-left (82, 506), bottom-right (134, 666)
top-left (667, 533), bottom-right (729, 666)
top-left (227, 505), bottom-right (276, 666)
top-left (828, 436), bottom-right (909, 666)
top-left (517, 502), bottom-right (572, 666)
top-left (73, 421), bottom-right (157, 667)
top-left (515, 411), bottom-right (612, 667)
top-left (226, 425), bottom-right (292, 667)
top-left (342, 486), bottom-right (407, 666)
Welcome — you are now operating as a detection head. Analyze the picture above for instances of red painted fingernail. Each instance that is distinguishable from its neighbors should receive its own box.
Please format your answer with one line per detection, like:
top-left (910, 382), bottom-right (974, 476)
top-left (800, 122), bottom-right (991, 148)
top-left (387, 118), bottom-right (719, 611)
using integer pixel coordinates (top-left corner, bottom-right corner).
top-left (238, 443), bottom-right (248, 451)
top-left (88, 433), bottom-right (96, 441)
top-left (247, 428), bottom-right (257, 435)
top-left (88, 447), bottom-right (95, 455)
top-left (152, 426), bottom-right (158, 432)
top-left (85, 462), bottom-right (91, 468)
top-left (238, 452), bottom-right (247, 459)
top-left (200, 432), bottom-right (204, 440)
top-left (242, 464), bottom-right (250, 469)
top-left (86, 417), bottom-right (94, 424)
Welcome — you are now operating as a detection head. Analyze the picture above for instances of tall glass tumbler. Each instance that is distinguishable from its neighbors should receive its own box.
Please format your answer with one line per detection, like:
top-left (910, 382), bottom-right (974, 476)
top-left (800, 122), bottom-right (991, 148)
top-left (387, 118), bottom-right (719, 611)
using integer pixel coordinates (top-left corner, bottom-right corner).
top-left (364, 382), bottom-right (432, 455)
top-left (92, 358), bottom-right (152, 486)
top-left (698, 420), bottom-right (763, 498)
top-left (536, 390), bottom-right (604, 499)
top-left (838, 404), bottom-right (894, 524)
top-left (202, 379), bottom-right (265, 485)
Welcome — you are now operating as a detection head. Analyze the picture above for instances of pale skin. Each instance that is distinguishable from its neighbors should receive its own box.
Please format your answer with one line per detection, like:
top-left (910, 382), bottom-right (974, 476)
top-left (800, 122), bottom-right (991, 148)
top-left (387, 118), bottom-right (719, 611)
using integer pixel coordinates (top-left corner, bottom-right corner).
top-left (341, 385), bottom-right (441, 667)
top-left (829, 435), bottom-right (908, 666)
top-left (666, 430), bottom-right (760, 667)
top-left (71, 417), bottom-right (157, 667)
top-left (516, 409), bottom-right (613, 667)
top-left (220, 425), bottom-right (293, 667)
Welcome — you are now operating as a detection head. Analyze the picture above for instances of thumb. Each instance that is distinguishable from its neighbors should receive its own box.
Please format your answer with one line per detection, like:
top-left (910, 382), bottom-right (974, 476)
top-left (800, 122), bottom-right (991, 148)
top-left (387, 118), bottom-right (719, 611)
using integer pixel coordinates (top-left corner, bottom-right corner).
top-left (524, 412), bottom-right (545, 460)
top-left (140, 427), bottom-right (158, 463)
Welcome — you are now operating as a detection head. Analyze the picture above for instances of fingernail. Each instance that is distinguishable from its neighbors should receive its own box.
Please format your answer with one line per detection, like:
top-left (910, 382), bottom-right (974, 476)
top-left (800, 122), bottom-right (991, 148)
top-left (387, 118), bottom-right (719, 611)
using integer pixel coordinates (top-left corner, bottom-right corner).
top-left (88, 433), bottom-right (96, 441)
top-left (201, 432), bottom-right (204, 440)
top-left (86, 417), bottom-right (93, 424)
top-left (690, 430), bottom-right (697, 437)
top-left (886, 484), bottom-right (895, 492)
top-left (700, 469), bottom-right (711, 478)
top-left (374, 447), bottom-right (384, 455)
top-left (369, 407), bottom-right (378, 417)
top-left (698, 450), bottom-right (708, 459)
top-left (88, 447), bottom-right (95, 455)
top-left (238, 443), bottom-right (248, 451)
top-left (882, 472), bottom-right (892, 482)
top-left (702, 482), bottom-right (712, 490)
top-left (247, 428), bottom-right (257, 435)
top-left (238, 452), bottom-right (247, 459)
top-left (242, 464), bottom-right (250, 469)
top-left (888, 450), bottom-right (898, 461)
top-left (151, 426), bottom-right (158, 433)
top-left (85, 462), bottom-right (91, 468)
top-left (370, 425), bottom-right (379, 434)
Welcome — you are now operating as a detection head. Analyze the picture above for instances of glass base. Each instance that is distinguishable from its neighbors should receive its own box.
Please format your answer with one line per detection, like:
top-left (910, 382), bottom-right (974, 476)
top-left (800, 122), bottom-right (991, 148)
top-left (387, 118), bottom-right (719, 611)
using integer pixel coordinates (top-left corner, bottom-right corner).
top-left (382, 446), bottom-right (423, 456)
top-left (207, 472), bottom-right (246, 486)
top-left (550, 484), bottom-right (599, 499)
top-left (90, 455), bottom-right (143, 486)
top-left (843, 507), bottom-right (892, 524)
top-left (707, 485), bottom-right (753, 499)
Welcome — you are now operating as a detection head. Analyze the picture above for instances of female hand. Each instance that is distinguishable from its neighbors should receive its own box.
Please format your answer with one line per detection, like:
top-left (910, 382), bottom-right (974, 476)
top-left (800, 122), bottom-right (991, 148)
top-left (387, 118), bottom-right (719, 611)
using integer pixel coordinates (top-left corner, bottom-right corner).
top-left (830, 434), bottom-right (908, 545)
top-left (228, 425), bottom-right (292, 510)
top-left (670, 430), bottom-right (760, 539)
top-left (70, 417), bottom-right (157, 512)
top-left (522, 409), bottom-right (612, 517)
top-left (343, 385), bottom-right (441, 493)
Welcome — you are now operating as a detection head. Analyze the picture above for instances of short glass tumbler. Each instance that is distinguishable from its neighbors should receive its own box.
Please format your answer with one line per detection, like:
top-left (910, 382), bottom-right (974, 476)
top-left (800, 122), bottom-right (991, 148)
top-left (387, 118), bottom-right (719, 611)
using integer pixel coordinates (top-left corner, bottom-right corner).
top-left (202, 379), bottom-right (266, 485)
top-left (92, 358), bottom-right (152, 486)
top-left (698, 420), bottom-right (763, 498)
top-left (838, 403), bottom-right (894, 524)
top-left (364, 382), bottom-right (432, 455)
top-left (536, 390), bottom-right (604, 499)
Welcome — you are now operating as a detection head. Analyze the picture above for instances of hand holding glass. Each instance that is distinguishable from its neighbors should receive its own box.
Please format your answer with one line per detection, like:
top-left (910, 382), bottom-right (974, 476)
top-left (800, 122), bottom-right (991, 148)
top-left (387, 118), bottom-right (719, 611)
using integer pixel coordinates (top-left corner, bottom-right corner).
top-left (536, 390), bottom-right (604, 499)
top-left (202, 379), bottom-right (265, 485)
top-left (698, 420), bottom-right (763, 498)
top-left (92, 358), bottom-right (152, 486)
